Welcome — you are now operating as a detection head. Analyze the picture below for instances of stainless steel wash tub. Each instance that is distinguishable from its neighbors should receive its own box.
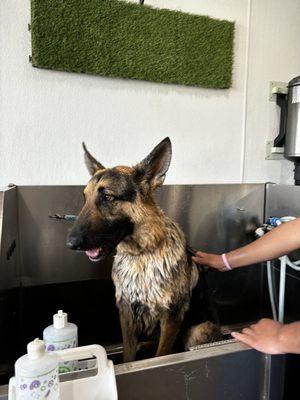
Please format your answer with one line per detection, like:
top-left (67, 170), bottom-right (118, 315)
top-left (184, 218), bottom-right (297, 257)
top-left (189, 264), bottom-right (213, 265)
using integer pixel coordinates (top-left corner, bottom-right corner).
top-left (0, 183), bottom-right (297, 399)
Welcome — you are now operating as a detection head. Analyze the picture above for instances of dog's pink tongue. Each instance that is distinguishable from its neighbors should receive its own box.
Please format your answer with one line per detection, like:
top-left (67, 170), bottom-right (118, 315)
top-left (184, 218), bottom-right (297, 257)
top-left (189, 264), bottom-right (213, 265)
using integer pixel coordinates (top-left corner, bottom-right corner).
top-left (85, 248), bottom-right (101, 258)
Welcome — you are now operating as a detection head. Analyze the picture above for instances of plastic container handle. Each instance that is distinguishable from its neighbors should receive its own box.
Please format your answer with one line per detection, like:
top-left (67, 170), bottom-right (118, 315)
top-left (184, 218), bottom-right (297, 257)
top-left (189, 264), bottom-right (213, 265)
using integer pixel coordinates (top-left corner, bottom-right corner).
top-left (55, 344), bottom-right (108, 375)
top-left (8, 377), bottom-right (16, 400)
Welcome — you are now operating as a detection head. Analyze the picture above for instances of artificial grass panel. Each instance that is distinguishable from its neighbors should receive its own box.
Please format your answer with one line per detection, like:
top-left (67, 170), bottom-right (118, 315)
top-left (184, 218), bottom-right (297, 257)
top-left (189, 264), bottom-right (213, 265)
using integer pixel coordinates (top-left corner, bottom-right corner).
top-left (31, 0), bottom-right (235, 89)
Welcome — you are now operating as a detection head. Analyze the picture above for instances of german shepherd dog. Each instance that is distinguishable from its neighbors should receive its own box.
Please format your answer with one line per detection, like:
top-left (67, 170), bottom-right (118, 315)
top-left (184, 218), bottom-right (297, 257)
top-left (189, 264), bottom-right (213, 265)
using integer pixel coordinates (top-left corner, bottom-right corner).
top-left (66, 138), bottom-right (220, 362)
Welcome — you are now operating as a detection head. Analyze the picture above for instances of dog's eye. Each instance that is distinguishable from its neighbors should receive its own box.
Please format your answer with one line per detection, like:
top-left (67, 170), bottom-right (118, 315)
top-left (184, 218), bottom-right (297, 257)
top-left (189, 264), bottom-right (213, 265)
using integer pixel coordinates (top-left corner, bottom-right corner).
top-left (104, 194), bottom-right (115, 202)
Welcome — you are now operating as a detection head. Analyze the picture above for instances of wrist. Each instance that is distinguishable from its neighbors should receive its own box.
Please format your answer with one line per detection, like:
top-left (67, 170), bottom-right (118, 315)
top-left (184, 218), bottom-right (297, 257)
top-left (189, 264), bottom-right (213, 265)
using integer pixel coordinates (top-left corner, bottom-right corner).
top-left (277, 325), bottom-right (289, 353)
top-left (214, 255), bottom-right (225, 268)
top-left (277, 323), bottom-right (300, 354)
top-left (222, 253), bottom-right (234, 270)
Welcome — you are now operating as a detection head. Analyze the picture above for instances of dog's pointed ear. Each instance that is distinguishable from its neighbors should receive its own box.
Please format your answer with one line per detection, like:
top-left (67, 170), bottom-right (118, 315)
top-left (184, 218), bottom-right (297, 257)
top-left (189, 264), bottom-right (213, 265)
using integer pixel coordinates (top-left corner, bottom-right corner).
top-left (82, 142), bottom-right (105, 175)
top-left (136, 137), bottom-right (172, 190)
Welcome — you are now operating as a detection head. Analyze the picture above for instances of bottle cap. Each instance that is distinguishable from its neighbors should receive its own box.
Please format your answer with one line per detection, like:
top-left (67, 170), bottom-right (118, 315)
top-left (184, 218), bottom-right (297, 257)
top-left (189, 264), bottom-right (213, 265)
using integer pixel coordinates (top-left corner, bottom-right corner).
top-left (53, 310), bottom-right (68, 329)
top-left (27, 338), bottom-right (45, 360)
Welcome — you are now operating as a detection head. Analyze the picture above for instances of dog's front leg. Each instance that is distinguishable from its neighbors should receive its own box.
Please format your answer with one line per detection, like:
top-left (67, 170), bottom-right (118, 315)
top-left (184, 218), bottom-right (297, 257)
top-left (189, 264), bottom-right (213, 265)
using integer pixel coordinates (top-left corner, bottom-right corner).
top-left (119, 307), bottom-right (138, 362)
top-left (156, 315), bottom-right (181, 357)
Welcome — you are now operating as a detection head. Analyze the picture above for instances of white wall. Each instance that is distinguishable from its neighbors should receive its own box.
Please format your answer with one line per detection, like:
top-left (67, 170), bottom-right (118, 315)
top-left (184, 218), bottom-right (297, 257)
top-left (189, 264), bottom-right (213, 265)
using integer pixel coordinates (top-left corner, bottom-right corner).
top-left (243, 0), bottom-right (300, 184)
top-left (0, 0), bottom-right (300, 186)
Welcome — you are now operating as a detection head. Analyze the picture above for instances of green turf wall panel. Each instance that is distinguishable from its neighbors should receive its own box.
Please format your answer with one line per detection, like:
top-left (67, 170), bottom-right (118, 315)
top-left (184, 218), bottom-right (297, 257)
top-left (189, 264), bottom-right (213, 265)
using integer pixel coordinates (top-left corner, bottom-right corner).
top-left (31, 0), bottom-right (235, 89)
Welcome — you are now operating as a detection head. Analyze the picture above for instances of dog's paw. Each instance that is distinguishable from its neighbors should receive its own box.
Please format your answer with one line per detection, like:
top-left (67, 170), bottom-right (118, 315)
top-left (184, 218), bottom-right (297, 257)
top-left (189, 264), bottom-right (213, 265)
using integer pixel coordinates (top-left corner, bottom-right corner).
top-left (184, 321), bottom-right (222, 350)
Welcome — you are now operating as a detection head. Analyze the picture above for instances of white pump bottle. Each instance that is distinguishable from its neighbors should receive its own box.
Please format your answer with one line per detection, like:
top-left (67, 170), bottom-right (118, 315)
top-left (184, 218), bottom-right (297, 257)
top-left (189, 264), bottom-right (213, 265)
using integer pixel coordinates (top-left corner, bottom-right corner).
top-left (43, 310), bottom-right (78, 373)
top-left (9, 338), bottom-right (60, 400)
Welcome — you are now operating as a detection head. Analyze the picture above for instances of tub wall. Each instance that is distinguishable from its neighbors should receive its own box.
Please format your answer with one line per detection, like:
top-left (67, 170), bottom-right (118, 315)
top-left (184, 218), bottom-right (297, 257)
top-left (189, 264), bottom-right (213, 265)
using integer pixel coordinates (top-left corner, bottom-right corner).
top-left (1, 0), bottom-right (300, 186)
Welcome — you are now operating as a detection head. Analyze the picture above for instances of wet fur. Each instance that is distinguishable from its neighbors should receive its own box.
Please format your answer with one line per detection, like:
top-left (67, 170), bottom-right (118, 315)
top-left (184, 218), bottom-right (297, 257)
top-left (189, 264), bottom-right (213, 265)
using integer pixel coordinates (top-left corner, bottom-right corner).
top-left (68, 138), bottom-right (220, 362)
top-left (113, 213), bottom-right (199, 335)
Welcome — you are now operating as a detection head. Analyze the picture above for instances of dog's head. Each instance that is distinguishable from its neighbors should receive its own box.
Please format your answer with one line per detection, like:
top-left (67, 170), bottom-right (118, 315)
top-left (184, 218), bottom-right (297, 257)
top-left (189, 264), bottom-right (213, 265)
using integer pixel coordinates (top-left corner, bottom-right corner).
top-left (66, 137), bottom-right (172, 262)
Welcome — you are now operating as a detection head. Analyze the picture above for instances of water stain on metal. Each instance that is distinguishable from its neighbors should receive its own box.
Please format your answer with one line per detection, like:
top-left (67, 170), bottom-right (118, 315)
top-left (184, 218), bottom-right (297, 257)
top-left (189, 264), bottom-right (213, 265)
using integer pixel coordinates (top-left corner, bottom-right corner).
top-left (167, 366), bottom-right (200, 400)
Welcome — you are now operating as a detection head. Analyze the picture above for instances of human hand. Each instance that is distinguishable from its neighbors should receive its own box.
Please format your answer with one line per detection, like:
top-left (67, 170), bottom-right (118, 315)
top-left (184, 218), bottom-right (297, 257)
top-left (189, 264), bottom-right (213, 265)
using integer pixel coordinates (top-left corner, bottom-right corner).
top-left (231, 318), bottom-right (286, 354)
top-left (192, 251), bottom-right (227, 271)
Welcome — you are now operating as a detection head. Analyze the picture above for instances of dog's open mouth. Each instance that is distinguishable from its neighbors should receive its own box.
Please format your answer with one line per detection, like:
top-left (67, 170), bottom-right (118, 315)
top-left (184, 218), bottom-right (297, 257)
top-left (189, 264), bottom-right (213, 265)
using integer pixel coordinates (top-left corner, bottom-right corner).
top-left (85, 247), bottom-right (109, 262)
top-left (68, 228), bottom-right (132, 262)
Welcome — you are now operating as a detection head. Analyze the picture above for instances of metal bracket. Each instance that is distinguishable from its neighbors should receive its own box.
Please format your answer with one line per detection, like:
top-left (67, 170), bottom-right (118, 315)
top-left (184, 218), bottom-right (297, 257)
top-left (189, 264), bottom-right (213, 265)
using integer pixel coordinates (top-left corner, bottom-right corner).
top-left (269, 81), bottom-right (288, 102)
top-left (269, 81), bottom-right (288, 148)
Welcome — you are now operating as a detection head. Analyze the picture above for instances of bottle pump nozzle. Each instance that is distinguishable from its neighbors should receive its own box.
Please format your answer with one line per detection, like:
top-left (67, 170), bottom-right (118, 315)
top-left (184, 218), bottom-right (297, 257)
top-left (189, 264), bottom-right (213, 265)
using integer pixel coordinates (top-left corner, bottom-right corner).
top-left (53, 310), bottom-right (68, 329)
top-left (27, 338), bottom-right (45, 360)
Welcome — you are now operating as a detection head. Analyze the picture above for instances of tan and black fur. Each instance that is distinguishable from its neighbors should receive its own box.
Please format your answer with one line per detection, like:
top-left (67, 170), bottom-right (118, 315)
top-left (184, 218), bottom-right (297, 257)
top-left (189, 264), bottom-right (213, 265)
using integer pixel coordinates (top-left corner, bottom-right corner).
top-left (67, 138), bottom-right (220, 362)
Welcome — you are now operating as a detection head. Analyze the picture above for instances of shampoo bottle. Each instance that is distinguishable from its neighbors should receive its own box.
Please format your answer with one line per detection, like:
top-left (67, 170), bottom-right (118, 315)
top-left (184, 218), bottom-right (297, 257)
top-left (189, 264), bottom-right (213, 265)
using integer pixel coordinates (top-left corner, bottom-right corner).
top-left (43, 310), bottom-right (78, 373)
top-left (13, 338), bottom-right (60, 400)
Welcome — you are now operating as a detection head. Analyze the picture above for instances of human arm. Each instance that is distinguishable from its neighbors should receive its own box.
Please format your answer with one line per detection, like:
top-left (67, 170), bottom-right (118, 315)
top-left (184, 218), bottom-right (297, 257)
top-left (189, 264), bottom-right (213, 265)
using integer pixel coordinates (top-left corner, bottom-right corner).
top-left (231, 318), bottom-right (300, 354)
top-left (192, 218), bottom-right (300, 271)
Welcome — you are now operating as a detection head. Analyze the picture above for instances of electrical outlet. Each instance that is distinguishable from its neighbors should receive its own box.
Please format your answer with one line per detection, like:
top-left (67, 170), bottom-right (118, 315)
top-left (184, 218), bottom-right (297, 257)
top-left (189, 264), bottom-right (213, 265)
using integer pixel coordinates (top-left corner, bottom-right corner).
top-left (265, 140), bottom-right (285, 160)
top-left (269, 81), bottom-right (288, 102)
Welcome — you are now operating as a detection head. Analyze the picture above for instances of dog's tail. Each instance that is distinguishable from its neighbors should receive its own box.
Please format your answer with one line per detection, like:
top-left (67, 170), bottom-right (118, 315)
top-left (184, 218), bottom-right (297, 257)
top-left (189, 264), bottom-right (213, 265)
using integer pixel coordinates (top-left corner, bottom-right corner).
top-left (184, 321), bottom-right (222, 350)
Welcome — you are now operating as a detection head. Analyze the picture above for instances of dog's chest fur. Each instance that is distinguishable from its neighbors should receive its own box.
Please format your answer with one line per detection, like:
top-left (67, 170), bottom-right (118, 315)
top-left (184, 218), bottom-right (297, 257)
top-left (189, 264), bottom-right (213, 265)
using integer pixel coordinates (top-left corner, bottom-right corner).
top-left (112, 217), bottom-right (198, 333)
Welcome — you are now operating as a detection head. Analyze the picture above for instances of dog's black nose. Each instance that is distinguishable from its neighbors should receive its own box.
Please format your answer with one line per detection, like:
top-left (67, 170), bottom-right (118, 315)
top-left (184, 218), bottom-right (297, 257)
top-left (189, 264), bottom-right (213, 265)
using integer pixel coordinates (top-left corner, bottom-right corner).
top-left (66, 235), bottom-right (82, 250)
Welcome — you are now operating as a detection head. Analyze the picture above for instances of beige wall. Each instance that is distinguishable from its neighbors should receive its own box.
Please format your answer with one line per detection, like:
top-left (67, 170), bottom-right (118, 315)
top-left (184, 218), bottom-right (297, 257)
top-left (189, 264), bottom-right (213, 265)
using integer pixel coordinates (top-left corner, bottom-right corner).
top-left (0, 0), bottom-right (299, 186)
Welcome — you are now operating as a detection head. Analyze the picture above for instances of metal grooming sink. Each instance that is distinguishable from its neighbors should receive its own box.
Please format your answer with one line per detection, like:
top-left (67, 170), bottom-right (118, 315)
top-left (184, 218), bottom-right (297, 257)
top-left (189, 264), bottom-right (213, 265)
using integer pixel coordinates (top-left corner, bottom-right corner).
top-left (1, 184), bottom-right (299, 399)
top-left (114, 340), bottom-right (285, 400)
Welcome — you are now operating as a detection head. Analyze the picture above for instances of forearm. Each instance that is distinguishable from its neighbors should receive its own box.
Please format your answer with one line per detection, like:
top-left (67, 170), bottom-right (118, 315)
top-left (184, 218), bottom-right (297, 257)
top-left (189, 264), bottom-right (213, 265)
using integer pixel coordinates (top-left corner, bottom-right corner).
top-left (278, 322), bottom-right (300, 354)
top-left (227, 218), bottom-right (300, 268)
